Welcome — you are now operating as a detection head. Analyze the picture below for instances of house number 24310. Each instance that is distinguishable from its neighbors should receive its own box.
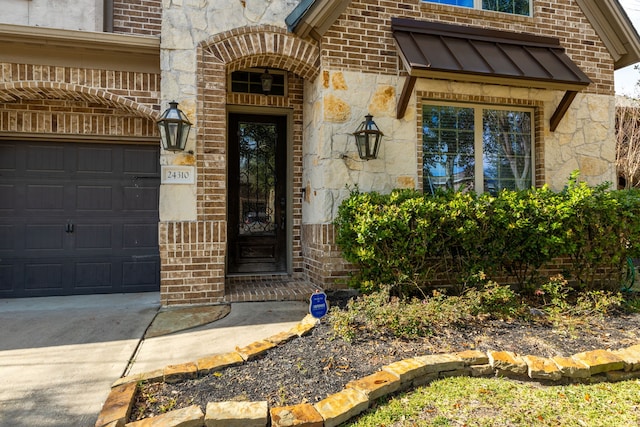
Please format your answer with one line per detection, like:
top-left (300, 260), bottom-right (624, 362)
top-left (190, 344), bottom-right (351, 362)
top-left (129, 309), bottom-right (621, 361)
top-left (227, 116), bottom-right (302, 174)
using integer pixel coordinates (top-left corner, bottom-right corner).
top-left (162, 166), bottom-right (195, 184)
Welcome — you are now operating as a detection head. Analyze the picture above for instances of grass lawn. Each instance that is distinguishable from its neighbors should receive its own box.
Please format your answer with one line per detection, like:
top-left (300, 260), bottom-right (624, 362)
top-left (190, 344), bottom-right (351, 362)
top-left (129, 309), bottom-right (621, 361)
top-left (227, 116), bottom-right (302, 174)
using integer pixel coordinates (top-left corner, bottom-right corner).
top-left (345, 376), bottom-right (640, 426)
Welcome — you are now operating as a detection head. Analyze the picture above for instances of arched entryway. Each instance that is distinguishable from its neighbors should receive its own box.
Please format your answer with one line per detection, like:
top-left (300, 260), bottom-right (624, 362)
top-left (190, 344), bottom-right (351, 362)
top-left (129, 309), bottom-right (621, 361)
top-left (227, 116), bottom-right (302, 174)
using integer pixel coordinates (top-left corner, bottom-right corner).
top-left (158, 26), bottom-right (320, 303)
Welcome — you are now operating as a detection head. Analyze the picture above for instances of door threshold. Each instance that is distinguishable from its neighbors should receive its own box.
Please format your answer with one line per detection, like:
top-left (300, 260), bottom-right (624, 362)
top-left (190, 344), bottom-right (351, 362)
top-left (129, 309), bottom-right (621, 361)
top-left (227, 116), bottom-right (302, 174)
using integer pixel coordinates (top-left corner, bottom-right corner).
top-left (226, 272), bottom-right (290, 278)
top-left (224, 278), bottom-right (316, 303)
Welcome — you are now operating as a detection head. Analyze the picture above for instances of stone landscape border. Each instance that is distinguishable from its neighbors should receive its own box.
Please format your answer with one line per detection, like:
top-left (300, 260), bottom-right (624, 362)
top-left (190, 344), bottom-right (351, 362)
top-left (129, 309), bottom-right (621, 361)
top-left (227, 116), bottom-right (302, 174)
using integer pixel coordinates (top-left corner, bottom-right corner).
top-left (95, 314), bottom-right (640, 427)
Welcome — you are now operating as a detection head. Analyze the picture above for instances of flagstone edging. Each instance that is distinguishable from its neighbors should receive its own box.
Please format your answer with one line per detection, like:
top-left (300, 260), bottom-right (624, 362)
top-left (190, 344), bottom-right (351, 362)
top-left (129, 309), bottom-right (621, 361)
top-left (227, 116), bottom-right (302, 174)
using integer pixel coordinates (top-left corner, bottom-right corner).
top-left (95, 314), bottom-right (640, 427)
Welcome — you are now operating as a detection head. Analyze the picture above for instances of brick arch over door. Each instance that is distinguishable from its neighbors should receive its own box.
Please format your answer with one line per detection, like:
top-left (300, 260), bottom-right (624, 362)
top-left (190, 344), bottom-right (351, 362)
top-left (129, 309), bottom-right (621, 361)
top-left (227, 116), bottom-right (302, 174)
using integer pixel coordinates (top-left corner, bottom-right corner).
top-left (195, 26), bottom-right (320, 222)
top-left (201, 25), bottom-right (320, 80)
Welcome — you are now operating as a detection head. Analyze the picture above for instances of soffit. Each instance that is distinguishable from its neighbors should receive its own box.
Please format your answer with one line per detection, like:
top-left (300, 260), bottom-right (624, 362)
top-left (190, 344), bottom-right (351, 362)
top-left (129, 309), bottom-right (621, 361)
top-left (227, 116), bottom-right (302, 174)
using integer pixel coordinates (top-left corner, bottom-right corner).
top-left (0, 23), bottom-right (160, 73)
top-left (576, 0), bottom-right (640, 70)
top-left (286, 0), bottom-right (350, 40)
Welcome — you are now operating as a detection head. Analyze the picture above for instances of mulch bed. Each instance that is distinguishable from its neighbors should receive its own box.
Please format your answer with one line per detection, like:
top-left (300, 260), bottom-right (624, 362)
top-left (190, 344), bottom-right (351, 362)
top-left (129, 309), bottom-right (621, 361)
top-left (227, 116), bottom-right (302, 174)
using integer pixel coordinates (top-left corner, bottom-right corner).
top-left (130, 292), bottom-right (640, 422)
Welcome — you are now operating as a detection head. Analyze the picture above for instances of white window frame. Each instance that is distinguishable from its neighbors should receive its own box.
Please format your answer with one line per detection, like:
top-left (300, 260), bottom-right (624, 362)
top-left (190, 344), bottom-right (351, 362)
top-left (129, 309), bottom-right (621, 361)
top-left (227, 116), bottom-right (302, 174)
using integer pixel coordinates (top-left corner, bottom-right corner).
top-left (422, 0), bottom-right (533, 17)
top-left (422, 101), bottom-right (535, 194)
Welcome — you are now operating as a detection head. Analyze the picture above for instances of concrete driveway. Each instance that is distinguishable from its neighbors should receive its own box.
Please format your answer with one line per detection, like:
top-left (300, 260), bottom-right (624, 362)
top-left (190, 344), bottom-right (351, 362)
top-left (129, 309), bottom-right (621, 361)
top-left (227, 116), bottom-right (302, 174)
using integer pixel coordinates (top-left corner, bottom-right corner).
top-left (0, 293), bottom-right (160, 427)
top-left (0, 292), bottom-right (310, 427)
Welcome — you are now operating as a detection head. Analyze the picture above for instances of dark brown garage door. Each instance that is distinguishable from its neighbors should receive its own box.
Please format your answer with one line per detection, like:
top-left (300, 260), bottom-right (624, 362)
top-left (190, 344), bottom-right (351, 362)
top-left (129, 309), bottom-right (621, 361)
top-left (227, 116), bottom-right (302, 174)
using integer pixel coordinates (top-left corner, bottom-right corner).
top-left (0, 141), bottom-right (161, 298)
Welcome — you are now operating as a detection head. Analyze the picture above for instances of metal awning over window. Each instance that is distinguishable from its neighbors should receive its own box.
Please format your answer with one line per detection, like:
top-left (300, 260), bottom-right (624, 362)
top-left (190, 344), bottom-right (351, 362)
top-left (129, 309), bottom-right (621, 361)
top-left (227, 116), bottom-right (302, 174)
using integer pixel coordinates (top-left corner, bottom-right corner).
top-left (392, 18), bottom-right (592, 131)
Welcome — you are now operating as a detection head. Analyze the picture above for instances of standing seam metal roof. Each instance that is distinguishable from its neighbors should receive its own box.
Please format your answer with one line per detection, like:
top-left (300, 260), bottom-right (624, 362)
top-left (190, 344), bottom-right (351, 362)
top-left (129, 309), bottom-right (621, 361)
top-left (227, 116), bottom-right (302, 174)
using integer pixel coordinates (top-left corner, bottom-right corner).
top-left (392, 17), bottom-right (592, 90)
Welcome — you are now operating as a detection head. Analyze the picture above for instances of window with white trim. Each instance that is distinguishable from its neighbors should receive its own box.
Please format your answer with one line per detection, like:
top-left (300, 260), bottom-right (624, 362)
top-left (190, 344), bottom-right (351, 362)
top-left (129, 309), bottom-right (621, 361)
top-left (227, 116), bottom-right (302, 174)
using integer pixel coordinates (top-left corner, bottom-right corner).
top-left (422, 102), bottom-right (534, 195)
top-left (423, 0), bottom-right (531, 16)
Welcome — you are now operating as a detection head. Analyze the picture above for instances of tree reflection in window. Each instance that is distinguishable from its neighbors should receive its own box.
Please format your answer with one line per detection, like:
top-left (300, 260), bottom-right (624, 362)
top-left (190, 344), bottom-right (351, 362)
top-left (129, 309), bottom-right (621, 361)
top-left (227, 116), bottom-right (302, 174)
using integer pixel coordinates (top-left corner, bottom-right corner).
top-left (483, 109), bottom-right (532, 193)
top-left (422, 0), bottom-right (531, 16)
top-left (423, 104), bottom-right (533, 195)
top-left (238, 121), bottom-right (277, 235)
top-left (423, 105), bottom-right (475, 194)
top-left (482, 0), bottom-right (530, 16)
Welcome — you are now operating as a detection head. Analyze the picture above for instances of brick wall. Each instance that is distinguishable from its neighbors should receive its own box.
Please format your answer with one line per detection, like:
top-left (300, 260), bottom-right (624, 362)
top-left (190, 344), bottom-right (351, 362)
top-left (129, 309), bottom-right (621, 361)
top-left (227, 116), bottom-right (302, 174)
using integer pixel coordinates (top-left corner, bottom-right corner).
top-left (321, 0), bottom-right (613, 95)
top-left (302, 224), bottom-right (355, 289)
top-left (159, 221), bottom-right (226, 305)
top-left (113, 0), bottom-right (162, 36)
top-left (0, 63), bottom-right (160, 137)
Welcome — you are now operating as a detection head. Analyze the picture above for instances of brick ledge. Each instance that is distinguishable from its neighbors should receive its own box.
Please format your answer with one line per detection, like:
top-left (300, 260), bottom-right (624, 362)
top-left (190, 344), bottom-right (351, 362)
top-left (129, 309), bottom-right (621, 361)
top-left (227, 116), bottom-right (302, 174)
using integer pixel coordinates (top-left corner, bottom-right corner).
top-left (95, 316), bottom-right (640, 427)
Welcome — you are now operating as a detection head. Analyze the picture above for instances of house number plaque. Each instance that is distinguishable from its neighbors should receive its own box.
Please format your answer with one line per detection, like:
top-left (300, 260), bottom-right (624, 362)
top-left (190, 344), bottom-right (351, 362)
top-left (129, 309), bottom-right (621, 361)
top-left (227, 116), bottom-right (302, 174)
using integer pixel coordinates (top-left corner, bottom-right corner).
top-left (161, 166), bottom-right (195, 184)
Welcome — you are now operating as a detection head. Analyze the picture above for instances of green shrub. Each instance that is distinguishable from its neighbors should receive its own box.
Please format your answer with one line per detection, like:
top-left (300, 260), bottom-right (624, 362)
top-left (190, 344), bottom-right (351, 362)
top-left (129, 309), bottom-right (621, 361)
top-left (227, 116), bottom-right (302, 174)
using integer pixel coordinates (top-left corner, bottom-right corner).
top-left (486, 185), bottom-right (571, 291)
top-left (560, 178), bottom-right (640, 291)
top-left (329, 280), bottom-right (634, 343)
top-left (329, 283), bottom-right (524, 341)
top-left (532, 275), bottom-right (624, 328)
top-left (329, 287), bottom-right (470, 341)
top-left (465, 279), bottom-right (524, 319)
top-left (334, 174), bottom-right (640, 296)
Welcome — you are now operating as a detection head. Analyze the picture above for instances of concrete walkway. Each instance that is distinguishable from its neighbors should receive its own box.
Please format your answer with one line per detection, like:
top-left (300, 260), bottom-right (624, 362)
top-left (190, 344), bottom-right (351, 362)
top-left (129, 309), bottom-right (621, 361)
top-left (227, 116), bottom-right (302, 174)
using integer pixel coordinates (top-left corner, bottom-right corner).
top-left (0, 293), bottom-right (308, 427)
top-left (126, 300), bottom-right (310, 376)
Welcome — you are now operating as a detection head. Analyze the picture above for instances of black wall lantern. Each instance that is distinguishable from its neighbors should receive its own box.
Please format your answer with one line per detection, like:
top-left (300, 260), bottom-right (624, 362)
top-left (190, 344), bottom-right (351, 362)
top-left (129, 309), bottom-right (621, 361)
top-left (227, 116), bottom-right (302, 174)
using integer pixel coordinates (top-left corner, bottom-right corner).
top-left (260, 69), bottom-right (273, 94)
top-left (157, 101), bottom-right (192, 152)
top-left (353, 114), bottom-right (383, 160)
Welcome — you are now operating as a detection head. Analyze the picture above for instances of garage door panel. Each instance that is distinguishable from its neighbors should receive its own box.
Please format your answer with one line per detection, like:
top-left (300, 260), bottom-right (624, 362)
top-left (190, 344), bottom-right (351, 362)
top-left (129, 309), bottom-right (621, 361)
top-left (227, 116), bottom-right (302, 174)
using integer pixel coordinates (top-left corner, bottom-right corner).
top-left (75, 224), bottom-right (112, 249)
top-left (27, 145), bottom-right (65, 172)
top-left (76, 186), bottom-right (113, 211)
top-left (0, 225), bottom-right (14, 249)
top-left (0, 144), bottom-right (17, 170)
top-left (0, 185), bottom-right (15, 210)
top-left (124, 186), bottom-right (159, 211)
top-left (124, 148), bottom-right (159, 174)
top-left (0, 266), bottom-right (13, 290)
top-left (25, 224), bottom-right (65, 250)
top-left (27, 185), bottom-right (65, 210)
top-left (123, 224), bottom-right (158, 249)
top-left (25, 263), bottom-right (64, 290)
top-left (75, 262), bottom-right (112, 288)
top-left (123, 260), bottom-right (159, 287)
top-left (0, 140), bottom-right (161, 297)
top-left (77, 147), bottom-right (113, 173)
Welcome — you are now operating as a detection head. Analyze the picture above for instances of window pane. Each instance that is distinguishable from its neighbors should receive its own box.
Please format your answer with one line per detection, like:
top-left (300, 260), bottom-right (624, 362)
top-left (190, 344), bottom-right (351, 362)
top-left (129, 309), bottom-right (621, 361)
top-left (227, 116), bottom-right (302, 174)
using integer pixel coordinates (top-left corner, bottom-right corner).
top-left (482, 0), bottom-right (530, 15)
top-left (423, 105), bottom-right (475, 194)
top-left (483, 109), bottom-right (532, 194)
top-left (230, 70), bottom-right (285, 96)
top-left (424, 0), bottom-right (474, 7)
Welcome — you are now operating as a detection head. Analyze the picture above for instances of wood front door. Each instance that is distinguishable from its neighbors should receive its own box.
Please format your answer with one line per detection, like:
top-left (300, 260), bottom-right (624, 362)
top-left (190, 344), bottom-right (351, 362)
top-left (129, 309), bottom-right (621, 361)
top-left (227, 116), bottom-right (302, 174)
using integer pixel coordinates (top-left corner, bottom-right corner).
top-left (227, 114), bottom-right (287, 274)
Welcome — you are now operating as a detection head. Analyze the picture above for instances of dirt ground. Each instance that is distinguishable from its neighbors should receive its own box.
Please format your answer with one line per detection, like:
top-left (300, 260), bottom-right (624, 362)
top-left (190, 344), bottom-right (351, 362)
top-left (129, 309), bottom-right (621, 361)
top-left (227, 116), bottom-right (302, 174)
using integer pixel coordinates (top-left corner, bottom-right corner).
top-left (131, 293), bottom-right (640, 422)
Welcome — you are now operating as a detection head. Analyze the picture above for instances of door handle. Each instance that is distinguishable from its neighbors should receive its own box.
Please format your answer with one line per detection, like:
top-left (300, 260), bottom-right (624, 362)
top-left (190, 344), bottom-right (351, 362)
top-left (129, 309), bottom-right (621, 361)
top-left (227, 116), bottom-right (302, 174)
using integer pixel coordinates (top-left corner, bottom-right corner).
top-left (65, 222), bottom-right (74, 233)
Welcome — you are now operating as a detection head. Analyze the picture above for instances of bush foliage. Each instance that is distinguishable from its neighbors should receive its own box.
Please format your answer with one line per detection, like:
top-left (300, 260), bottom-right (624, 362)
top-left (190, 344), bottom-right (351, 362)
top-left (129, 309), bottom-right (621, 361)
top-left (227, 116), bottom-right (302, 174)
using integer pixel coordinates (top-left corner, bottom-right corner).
top-left (329, 282), bottom-right (626, 342)
top-left (334, 173), bottom-right (640, 296)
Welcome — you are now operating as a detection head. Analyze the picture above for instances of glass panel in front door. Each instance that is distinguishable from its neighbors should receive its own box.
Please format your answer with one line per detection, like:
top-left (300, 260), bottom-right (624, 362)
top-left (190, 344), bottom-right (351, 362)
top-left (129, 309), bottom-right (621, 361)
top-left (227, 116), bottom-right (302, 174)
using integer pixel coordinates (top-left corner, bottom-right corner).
top-left (228, 114), bottom-right (286, 274)
top-left (238, 122), bottom-right (277, 236)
